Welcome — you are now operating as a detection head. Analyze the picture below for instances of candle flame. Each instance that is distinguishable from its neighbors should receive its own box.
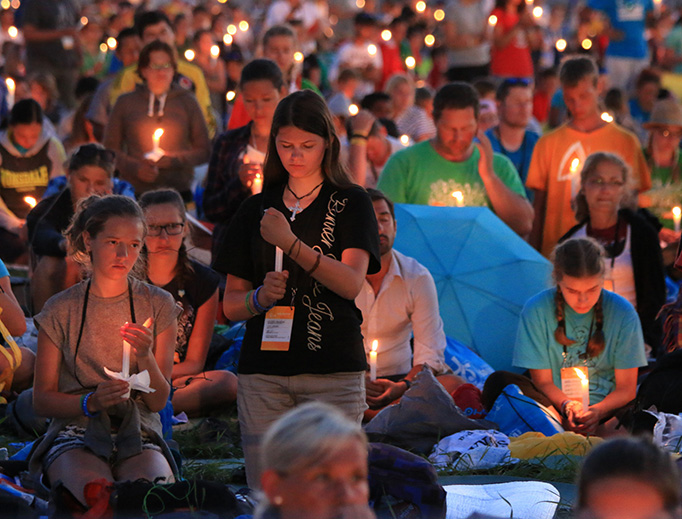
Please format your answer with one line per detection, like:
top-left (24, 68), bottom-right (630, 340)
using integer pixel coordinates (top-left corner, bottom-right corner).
top-left (424, 34), bottom-right (435, 46)
top-left (381, 29), bottom-right (392, 41)
top-left (570, 158), bottom-right (580, 173)
top-left (488, 15), bottom-right (498, 26)
top-left (107, 36), bottom-right (117, 50)
top-left (371, 339), bottom-right (378, 353)
top-left (210, 45), bottom-right (220, 58)
top-left (555, 39), bottom-right (567, 52)
top-left (416, 0), bottom-right (426, 12)
top-left (434, 9), bottom-right (445, 21)
top-left (7, 26), bottom-right (17, 39)
top-left (400, 134), bottom-right (410, 146)
top-left (581, 38), bottom-right (593, 50)
top-left (184, 49), bottom-right (195, 61)
top-left (6, 77), bottom-right (14, 91)
top-left (405, 56), bottom-right (416, 69)
top-left (533, 6), bottom-right (543, 18)
top-left (452, 191), bottom-right (464, 204)
top-left (99, 42), bottom-right (108, 53)
top-left (349, 103), bottom-right (359, 116)
top-left (239, 21), bottom-right (249, 32)
top-left (367, 44), bottom-right (377, 56)
top-left (227, 24), bottom-right (237, 35)
top-left (153, 128), bottom-right (164, 140)
top-left (24, 196), bottom-right (37, 208)
top-left (226, 90), bottom-right (236, 101)
top-left (573, 367), bottom-right (587, 381)
top-left (223, 33), bottom-right (233, 45)
top-left (673, 206), bottom-right (681, 218)
top-left (294, 51), bottom-right (304, 63)
top-left (142, 317), bottom-right (153, 328)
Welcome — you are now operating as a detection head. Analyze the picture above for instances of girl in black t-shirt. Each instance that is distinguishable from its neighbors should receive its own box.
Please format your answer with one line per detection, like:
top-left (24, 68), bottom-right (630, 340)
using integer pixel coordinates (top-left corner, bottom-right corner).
top-left (219, 90), bottom-right (380, 487)
top-left (140, 189), bottom-right (237, 418)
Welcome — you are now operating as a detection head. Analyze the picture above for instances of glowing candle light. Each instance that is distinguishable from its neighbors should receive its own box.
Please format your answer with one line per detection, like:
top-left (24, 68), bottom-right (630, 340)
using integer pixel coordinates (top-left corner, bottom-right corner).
top-left (294, 51), bottom-right (304, 63)
top-left (80, 16), bottom-right (88, 26)
top-left (570, 158), bottom-right (580, 174)
top-left (356, 0), bottom-right (365, 8)
top-left (226, 90), bottom-right (236, 102)
top-left (424, 34), bottom-right (435, 46)
top-left (184, 49), bottom-right (195, 61)
top-left (5, 77), bottom-right (15, 107)
top-left (239, 21), bottom-right (249, 32)
top-left (381, 29), bottom-right (392, 41)
top-left (400, 134), bottom-right (410, 146)
top-left (673, 206), bottom-right (681, 233)
top-left (601, 112), bottom-right (614, 123)
top-left (574, 367), bottom-right (589, 411)
top-left (210, 44), bottom-right (220, 66)
top-left (7, 26), bottom-right (17, 39)
top-left (223, 33), bottom-right (233, 45)
top-left (367, 44), bottom-right (377, 56)
top-left (227, 24), bottom-right (237, 35)
top-left (152, 128), bottom-right (164, 154)
top-left (98, 42), bottom-right (108, 63)
top-left (434, 9), bottom-right (445, 21)
top-left (489, 15), bottom-right (498, 26)
top-left (348, 103), bottom-right (359, 116)
top-left (581, 39), bottom-right (592, 50)
top-left (23, 196), bottom-right (36, 209)
top-left (416, 1), bottom-right (426, 12)
top-left (107, 36), bottom-right (117, 50)
top-left (533, 6), bottom-right (543, 18)
top-left (252, 172), bottom-right (263, 195)
top-left (555, 38), bottom-right (567, 52)
top-left (122, 318), bottom-right (153, 380)
top-left (369, 340), bottom-right (378, 381)
top-left (405, 56), bottom-right (416, 69)
top-left (452, 191), bottom-right (464, 207)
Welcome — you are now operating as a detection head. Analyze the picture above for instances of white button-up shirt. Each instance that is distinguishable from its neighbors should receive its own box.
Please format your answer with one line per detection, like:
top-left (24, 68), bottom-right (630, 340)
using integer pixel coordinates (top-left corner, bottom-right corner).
top-left (355, 249), bottom-right (447, 377)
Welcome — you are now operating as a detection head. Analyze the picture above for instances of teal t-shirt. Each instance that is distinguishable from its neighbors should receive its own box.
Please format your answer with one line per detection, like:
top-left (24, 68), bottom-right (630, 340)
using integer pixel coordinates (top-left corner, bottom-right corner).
top-left (377, 141), bottom-right (528, 207)
top-left (513, 288), bottom-right (646, 406)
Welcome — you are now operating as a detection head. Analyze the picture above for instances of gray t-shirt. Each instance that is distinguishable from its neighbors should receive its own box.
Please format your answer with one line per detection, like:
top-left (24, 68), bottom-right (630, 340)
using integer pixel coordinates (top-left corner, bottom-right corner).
top-left (35, 278), bottom-right (180, 396)
top-left (445, 0), bottom-right (492, 68)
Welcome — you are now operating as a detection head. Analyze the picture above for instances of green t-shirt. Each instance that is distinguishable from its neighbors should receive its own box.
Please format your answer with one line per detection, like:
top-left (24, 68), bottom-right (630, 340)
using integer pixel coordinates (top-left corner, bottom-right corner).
top-left (377, 140), bottom-right (528, 207)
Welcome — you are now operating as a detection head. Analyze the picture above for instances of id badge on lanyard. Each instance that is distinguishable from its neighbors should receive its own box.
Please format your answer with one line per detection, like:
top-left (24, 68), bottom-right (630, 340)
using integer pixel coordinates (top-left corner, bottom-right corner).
top-left (261, 306), bottom-right (295, 351)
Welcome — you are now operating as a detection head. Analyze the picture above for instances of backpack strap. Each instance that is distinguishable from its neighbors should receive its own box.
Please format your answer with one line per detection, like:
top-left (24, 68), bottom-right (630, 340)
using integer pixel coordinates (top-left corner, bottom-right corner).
top-left (0, 308), bottom-right (23, 399)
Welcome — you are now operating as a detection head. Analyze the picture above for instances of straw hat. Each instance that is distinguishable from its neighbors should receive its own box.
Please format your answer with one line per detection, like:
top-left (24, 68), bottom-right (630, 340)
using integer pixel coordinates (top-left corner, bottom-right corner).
top-left (643, 98), bottom-right (682, 129)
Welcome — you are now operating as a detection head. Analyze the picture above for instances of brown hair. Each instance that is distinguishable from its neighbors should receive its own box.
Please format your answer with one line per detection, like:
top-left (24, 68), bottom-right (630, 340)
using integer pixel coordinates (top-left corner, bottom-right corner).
top-left (263, 90), bottom-right (355, 189)
top-left (573, 152), bottom-right (634, 223)
top-left (551, 238), bottom-right (606, 357)
top-left (138, 189), bottom-right (194, 288)
top-left (136, 40), bottom-right (177, 79)
top-left (559, 56), bottom-right (598, 88)
top-left (64, 194), bottom-right (146, 274)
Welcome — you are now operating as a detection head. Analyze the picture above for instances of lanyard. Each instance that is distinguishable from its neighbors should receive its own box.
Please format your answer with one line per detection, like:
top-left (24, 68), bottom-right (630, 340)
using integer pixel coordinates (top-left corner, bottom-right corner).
top-left (73, 279), bottom-right (136, 388)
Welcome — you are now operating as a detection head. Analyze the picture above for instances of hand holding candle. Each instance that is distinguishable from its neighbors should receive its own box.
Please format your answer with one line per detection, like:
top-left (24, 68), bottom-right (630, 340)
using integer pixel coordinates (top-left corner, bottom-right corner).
top-left (369, 340), bottom-right (378, 381)
top-left (121, 317), bottom-right (153, 379)
top-left (573, 367), bottom-right (589, 411)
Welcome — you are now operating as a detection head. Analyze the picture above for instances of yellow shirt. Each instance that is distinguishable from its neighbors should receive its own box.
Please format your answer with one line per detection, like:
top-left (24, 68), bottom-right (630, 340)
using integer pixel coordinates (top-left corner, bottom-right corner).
top-left (526, 122), bottom-right (651, 257)
top-left (109, 60), bottom-right (217, 138)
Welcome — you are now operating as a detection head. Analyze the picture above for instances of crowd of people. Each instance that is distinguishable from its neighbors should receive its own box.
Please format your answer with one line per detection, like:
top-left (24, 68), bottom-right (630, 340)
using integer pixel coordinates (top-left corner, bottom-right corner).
top-left (3, 0), bottom-right (682, 516)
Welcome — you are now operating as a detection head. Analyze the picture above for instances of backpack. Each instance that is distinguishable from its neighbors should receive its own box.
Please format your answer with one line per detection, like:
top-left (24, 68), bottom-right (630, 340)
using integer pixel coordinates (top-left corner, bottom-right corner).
top-left (368, 442), bottom-right (446, 519)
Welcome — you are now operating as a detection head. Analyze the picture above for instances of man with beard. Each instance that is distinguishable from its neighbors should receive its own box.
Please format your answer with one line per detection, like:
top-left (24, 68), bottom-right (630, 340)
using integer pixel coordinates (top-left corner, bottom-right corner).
top-left (377, 82), bottom-right (533, 237)
top-left (355, 189), bottom-right (464, 419)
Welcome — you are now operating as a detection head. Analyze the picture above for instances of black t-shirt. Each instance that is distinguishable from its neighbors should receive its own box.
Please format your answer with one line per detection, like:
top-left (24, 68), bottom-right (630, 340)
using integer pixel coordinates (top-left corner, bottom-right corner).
top-left (155, 259), bottom-right (220, 362)
top-left (217, 182), bottom-right (381, 376)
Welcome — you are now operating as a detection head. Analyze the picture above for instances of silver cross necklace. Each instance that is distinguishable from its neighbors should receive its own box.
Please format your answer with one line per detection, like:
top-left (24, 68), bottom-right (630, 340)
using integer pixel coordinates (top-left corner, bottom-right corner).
top-left (286, 180), bottom-right (324, 221)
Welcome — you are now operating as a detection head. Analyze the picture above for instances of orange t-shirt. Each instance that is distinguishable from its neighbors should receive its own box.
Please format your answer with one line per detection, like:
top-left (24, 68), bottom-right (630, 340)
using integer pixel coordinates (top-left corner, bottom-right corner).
top-left (526, 122), bottom-right (651, 257)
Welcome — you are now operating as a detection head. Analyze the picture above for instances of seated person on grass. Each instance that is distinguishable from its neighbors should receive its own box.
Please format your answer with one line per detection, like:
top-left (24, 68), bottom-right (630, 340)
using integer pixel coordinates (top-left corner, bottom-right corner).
top-left (356, 189), bottom-right (463, 420)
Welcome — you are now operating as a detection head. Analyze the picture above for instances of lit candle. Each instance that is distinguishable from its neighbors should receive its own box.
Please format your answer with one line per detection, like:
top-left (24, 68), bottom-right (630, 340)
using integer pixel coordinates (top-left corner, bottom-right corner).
top-left (367, 44), bottom-right (377, 56)
top-left (532, 6), bottom-right (543, 18)
top-left (570, 158), bottom-right (580, 174)
top-left (23, 196), bottom-right (37, 209)
top-left (210, 44), bottom-right (220, 66)
top-left (5, 77), bottom-right (14, 108)
top-left (98, 42), bottom-right (108, 63)
top-left (673, 206), bottom-right (681, 233)
top-left (555, 39), bottom-right (567, 52)
top-left (601, 112), bottom-right (614, 123)
top-left (488, 15), bottom-right (498, 26)
top-left (349, 103), bottom-right (359, 116)
top-left (122, 317), bottom-right (153, 380)
top-left (252, 172), bottom-right (263, 194)
top-left (452, 191), bottom-right (464, 207)
top-left (574, 367), bottom-right (589, 411)
top-left (152, 128), bottom-right (164, 154)
top-left (400, 134), bottom-right (410, 146)
top-left (405, 56), bottom-right (416, 69)
top-left (369, 340), bottom-right (378, 381)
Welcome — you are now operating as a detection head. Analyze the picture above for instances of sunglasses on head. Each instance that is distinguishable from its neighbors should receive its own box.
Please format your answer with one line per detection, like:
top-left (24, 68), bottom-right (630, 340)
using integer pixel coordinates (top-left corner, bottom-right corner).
top-left (501, 78), bottom-right (531, 88)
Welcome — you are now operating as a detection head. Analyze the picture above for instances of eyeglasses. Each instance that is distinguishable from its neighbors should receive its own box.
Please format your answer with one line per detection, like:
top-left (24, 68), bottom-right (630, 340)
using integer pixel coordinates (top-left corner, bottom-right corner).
top-left (148, 62), bottom-right (173, 71)
top-left (585, 178), bottom-right (625, 189)
top-left (147, 223), bottom-right (185, 236)
top-left (73, 144), bottom-right (116, 163)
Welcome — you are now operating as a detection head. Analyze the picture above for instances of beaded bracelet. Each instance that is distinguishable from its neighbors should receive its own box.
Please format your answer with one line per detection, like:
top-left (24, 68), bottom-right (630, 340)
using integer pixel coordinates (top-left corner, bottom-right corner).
top-left (253, 285), bottom-right (275, 314)
top-left (287, 237), bottom-right (300, 257)
top-left (306, 252), bottom-right (322, 276)
top-left (245, 289), bottom-right (258, 316)
top-left (81, 392), bottom-right (99, 418)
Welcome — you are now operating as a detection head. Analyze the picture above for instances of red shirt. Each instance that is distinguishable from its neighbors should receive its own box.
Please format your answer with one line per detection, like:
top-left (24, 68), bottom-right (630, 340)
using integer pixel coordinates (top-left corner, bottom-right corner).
top-left (490, 8), bottom-right (533, 78)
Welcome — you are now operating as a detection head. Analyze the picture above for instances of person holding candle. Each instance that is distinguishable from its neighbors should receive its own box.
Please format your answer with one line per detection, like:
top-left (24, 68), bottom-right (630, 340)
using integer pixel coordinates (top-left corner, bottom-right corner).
top-left (483, 237), bottom-right (647, 436)
top-left (204, 58), bottom-right (286, 262)
top-left (217, 89), bottom-right (381, 488)
top-left (0, 99), bottom-right (66, 264)
top-left (560, 152), bottom-right (666, 357)
top-left (104, 40), bottom-right (210, 201)
top-left (527, 56), bottom-right (651, 257)
top-left (190, 30), bottom-right (227, 128)
top-left (30, 194), bottom-right (180, 508)
top-left (139, 189), bottom-right (238, 417)
top-left (489, 0), bottom-right (537, 80)
top-left (356, 189), bottom-right (464, 420)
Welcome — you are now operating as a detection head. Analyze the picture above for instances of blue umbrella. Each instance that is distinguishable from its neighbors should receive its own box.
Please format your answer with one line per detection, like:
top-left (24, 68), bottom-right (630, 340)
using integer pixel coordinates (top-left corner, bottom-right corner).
top-left (393, 204), bottom-right (551, 372)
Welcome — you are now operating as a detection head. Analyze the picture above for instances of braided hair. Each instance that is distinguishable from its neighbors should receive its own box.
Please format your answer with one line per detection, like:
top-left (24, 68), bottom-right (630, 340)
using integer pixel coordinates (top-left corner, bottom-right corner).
top-left (551, 237), bottom-right (606, 358)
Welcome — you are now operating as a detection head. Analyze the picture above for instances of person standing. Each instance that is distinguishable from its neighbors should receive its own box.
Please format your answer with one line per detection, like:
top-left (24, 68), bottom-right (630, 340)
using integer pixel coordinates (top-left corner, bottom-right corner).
top-left (217, 90), bottom-right (380, 488)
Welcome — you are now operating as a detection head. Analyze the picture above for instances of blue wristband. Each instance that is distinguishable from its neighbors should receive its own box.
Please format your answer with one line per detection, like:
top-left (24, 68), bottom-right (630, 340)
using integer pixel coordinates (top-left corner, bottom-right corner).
top-left (81, 392), bottom-right (99, 418)
top-left (253, 285), bottom-right (275, 314)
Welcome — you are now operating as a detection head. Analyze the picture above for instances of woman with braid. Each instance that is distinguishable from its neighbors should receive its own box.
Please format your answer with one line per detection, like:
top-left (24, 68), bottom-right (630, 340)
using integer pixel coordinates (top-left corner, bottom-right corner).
top-left (483, 238), bottom-right (646, 435)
